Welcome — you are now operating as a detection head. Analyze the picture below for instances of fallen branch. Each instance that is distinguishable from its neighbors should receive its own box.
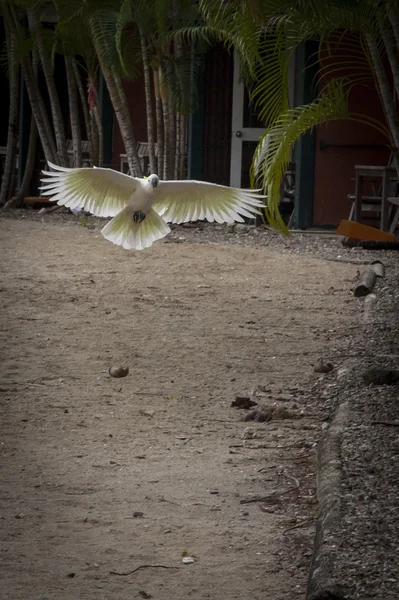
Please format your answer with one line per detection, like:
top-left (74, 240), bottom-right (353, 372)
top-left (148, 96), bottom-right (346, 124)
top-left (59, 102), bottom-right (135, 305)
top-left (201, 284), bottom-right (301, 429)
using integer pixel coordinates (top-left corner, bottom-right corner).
top-left (240, 489), bottom-right (292, 504)
top-left (284, 472), bottom-right (300, 488)
top-left (370, 260), bottom-right (385, 277)
top-left (354, 269), bottom-right (377, 297)
top-left (110, 565), bottom-right (180, 576)
top-left (283, 518), bottom-right (315, 534)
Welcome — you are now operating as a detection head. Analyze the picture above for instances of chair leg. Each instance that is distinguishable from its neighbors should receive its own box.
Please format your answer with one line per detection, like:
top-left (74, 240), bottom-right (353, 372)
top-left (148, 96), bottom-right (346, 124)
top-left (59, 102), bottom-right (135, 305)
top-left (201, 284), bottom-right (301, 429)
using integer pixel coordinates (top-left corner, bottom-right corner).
top-left (389, 206), bottom-right (399, 234)
top-left (348, 202), bottom-right (355, 221)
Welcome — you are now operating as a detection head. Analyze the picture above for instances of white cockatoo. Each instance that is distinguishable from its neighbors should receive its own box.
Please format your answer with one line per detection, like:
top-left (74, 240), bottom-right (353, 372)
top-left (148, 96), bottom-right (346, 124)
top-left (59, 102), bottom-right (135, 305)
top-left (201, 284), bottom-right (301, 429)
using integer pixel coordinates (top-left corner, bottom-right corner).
top-left (40, 162), bottom-right (266, 250)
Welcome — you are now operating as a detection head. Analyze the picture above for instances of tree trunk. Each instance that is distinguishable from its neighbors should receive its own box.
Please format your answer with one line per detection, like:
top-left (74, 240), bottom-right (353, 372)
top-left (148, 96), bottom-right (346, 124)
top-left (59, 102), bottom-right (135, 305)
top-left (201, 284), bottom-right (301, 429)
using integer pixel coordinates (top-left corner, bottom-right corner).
top-left (179, 114), bottom-right (187, 179)
top-left (6, 8), bottom-right (55, 164)
top-left (139, 28), bottom-right (157, 174)
top-left (4, 3), bottom-right (57, 165)
top-left (88, 79), bottom-right (103, 166)
top-left (378, 16), bottom-right (399, 102)
top-left (159, 66), bottom-right (171, 179)
top-left (73, 60), bottom-right (94, 165)
top-left (387, 5), bottom-right (399, 49)
top-left (92, 105), bottom-right (103, 166)
top-left (30, 7), bottom-right (69, 166)
top-left (90, 19), bottom-right (142, 176)
top-left (65, 53), bottom-right (82, 167)
top-left (0, 22), bottom-right (19, 205)
top-left (153, 69), bottom-right (164, 177)
top-left (90, 112), bottom-right (99, 166)
top-left (15, 116), bottom-right (38, 206)
top-left (175, 110), bottom-right (181, 180)
top-left (366, 33), bottom-right (399, 174)
top-left (169, 104), bottom-right (176, 179)
top-left (7, 50), bottom-right (39, 208)
top-left (113, 74), bottom-right (143, 176)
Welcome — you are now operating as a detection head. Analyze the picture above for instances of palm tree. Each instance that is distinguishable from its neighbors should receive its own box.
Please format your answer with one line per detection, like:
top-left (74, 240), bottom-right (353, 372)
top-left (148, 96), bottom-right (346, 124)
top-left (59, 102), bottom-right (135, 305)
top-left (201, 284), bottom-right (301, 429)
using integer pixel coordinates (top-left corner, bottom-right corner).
top-left (115, 0), bottom-right (203, 179)
top-left (30, 5), bottom-right (69, 165)
top-left (0, 19), bottom-right (19, 205)
top-left (2, 1), bottom-right (58, 165)
top-left (194, 0), bottom-right (399, 228)
top-left (64, 52), bottom-right (82, 166)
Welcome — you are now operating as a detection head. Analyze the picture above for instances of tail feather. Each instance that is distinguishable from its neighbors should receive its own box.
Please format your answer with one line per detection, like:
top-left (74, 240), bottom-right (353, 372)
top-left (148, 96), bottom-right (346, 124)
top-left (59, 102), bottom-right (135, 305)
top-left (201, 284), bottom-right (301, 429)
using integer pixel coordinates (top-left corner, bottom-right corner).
top-left (101, 207), bottom-right (171, 250)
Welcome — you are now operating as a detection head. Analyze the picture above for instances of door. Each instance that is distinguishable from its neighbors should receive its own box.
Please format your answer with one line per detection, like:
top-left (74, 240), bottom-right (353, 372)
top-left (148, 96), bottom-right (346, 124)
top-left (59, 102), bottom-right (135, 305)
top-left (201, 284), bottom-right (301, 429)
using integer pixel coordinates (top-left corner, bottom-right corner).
top-left (230, 53), bottom-right (265, 189)
top-left (230, 51), bottom-right (296, 189)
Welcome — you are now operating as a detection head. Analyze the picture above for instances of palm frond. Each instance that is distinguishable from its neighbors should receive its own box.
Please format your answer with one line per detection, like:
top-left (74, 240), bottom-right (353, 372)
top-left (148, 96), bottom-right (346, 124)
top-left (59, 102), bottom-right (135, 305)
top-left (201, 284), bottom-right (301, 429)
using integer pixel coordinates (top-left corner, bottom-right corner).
top-left (252, 81), bottom-right (349, 230)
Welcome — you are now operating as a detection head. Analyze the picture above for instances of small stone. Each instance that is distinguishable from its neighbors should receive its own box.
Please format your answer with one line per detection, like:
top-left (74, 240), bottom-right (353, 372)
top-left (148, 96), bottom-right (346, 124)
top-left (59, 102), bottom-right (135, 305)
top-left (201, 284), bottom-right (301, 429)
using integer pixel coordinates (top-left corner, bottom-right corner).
top-left (231, 396), bottom-right (257, 409)
top-left (242, 409), bottom-right (272, 423)
top-left (242, 427), bottom-right (257, 440)
top-left (133, 511), bottom-right (144, 518)
top-left (313, 358), bottom-right (334, 373)
top-left (109, 365), bottom-right (129, 378)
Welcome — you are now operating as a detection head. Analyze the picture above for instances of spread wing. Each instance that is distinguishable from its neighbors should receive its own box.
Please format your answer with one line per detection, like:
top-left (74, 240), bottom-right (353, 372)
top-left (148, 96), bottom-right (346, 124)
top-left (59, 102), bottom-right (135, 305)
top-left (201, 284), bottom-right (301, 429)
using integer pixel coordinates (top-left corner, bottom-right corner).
top-left (153, 180), bottom-right (266, 224)
top-left (40, 162), bottom-right (138, 217)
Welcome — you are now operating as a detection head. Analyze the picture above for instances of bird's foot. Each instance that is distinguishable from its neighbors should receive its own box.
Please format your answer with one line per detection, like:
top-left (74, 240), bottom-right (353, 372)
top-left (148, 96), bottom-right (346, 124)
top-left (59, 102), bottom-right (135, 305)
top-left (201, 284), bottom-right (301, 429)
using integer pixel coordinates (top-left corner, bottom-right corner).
top-left (133, 211), bottom-right (146, 223)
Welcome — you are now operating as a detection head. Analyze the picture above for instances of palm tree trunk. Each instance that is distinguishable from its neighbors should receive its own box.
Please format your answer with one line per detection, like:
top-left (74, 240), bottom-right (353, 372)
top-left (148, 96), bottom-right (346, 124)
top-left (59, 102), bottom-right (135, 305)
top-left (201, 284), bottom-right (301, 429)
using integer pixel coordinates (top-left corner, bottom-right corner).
top-left (14, 116), bottom-right (38, 206)
top-left (4, 3), bottom-right (57, 165)
top-left (179, 114), bottom-right (187, 179)
top-left (387, 5), bottom-right (399, 48)
top-left (139, 28), bottom-right (157, 174)
top-left (159, 66), bottom-right (171, 179)
top-left (30, 7), bottom-right (69, 166)
top-left (162, 99), bottom-right (171, 179)
top-left (366, 33), bottom-right (399, 173)
top-left (113, 74), bottom-right (143, 176)
top-left (169, 105), bottom-right (176, 179)
top-left (92, 105), bottom-right (103, 166)
top-left (0, 22), bottom-right (19, 205)
top-left (174, 110), bottom-right (180, 180)
top-left (65, 53), bottom-right (82, 167)
top-left (90, 20), bottom-right (142, 176)
top-left (153, 68), bottom-right (164, 176)
top-left (378, 16), bottom-right (399, 101)
top-left (88, 80), bottom-right (103, 166)
top-left (73, 60), bottom-right (94, 165)
top-left (6, 51), bottom-right (39, 208)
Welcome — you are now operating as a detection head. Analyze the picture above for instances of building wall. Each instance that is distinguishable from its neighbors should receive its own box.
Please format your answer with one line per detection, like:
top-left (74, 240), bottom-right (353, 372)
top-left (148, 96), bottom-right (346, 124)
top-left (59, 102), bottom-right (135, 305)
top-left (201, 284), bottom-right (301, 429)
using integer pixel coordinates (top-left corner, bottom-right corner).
top-left (312, 43), bottom-right (390, 226)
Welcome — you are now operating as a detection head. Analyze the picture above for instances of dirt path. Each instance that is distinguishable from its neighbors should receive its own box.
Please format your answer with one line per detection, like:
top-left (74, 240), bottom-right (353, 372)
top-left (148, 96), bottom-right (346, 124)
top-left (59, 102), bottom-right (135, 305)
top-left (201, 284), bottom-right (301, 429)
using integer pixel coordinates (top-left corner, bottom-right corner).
top-left (0, 217), bottom-right (359, 600)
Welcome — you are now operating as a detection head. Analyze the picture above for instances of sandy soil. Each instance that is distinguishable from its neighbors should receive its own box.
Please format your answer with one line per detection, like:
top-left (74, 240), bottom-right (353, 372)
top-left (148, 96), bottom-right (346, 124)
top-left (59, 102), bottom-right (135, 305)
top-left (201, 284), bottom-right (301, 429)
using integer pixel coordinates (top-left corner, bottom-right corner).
top-left (0, 214), bottom-right (360, 600)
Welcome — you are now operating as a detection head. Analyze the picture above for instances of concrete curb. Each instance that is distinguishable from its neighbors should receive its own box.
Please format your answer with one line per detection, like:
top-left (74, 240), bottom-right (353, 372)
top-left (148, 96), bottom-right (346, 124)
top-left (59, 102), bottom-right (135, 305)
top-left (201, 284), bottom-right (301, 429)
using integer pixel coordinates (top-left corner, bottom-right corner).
top-left (306, 402), bottom-right (350, 600)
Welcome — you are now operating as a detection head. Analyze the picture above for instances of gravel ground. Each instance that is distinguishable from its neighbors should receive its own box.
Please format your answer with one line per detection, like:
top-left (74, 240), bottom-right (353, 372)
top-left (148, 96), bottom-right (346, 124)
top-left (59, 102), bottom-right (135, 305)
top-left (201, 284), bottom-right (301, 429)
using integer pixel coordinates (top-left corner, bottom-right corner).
top-left (1, 207), bottom-right (399, 599)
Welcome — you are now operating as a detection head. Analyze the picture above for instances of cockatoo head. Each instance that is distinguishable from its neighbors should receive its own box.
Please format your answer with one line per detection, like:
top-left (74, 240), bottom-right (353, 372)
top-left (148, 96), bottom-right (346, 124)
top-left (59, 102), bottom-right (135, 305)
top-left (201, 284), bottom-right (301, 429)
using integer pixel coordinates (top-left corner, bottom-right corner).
top-left (147, 174), bottom-right (160, 189)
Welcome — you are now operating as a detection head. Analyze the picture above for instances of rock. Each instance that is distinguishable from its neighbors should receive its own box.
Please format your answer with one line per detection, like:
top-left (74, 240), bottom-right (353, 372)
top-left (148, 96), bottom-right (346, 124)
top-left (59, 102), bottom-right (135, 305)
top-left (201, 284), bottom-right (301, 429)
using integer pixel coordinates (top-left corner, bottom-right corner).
top-left (231, 396), bottom-right (258, 409)
top-left (313, 358), bottom-right (334, 374)
top-left (242, 427), bottom-right (257, 439)
top-left (109, 365), bottom-right (129, 378)
top-left (242, 408), bottom-right (273, 423)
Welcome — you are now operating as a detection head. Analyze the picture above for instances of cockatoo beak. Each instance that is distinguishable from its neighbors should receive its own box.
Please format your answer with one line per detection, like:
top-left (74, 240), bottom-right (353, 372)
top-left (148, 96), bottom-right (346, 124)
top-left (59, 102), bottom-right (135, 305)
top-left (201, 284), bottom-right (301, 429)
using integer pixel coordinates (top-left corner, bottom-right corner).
top-left (149, 174), bottom-right (159, 189)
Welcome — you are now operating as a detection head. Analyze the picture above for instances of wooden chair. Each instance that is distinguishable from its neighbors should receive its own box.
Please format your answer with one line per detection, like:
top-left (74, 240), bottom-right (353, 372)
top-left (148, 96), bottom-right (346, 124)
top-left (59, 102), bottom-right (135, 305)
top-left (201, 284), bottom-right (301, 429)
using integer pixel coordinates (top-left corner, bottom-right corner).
top-left (347, 157), bottom-right (399, 233)
top-left (387, 196), bottom-right (399, 233)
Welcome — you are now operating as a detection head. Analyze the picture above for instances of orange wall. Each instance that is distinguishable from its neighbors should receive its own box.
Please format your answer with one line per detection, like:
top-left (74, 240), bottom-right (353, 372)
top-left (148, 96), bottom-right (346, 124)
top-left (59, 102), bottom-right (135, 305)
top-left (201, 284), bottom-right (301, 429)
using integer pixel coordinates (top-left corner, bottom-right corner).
top-left (313, 44), bottom-right (391, 226)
